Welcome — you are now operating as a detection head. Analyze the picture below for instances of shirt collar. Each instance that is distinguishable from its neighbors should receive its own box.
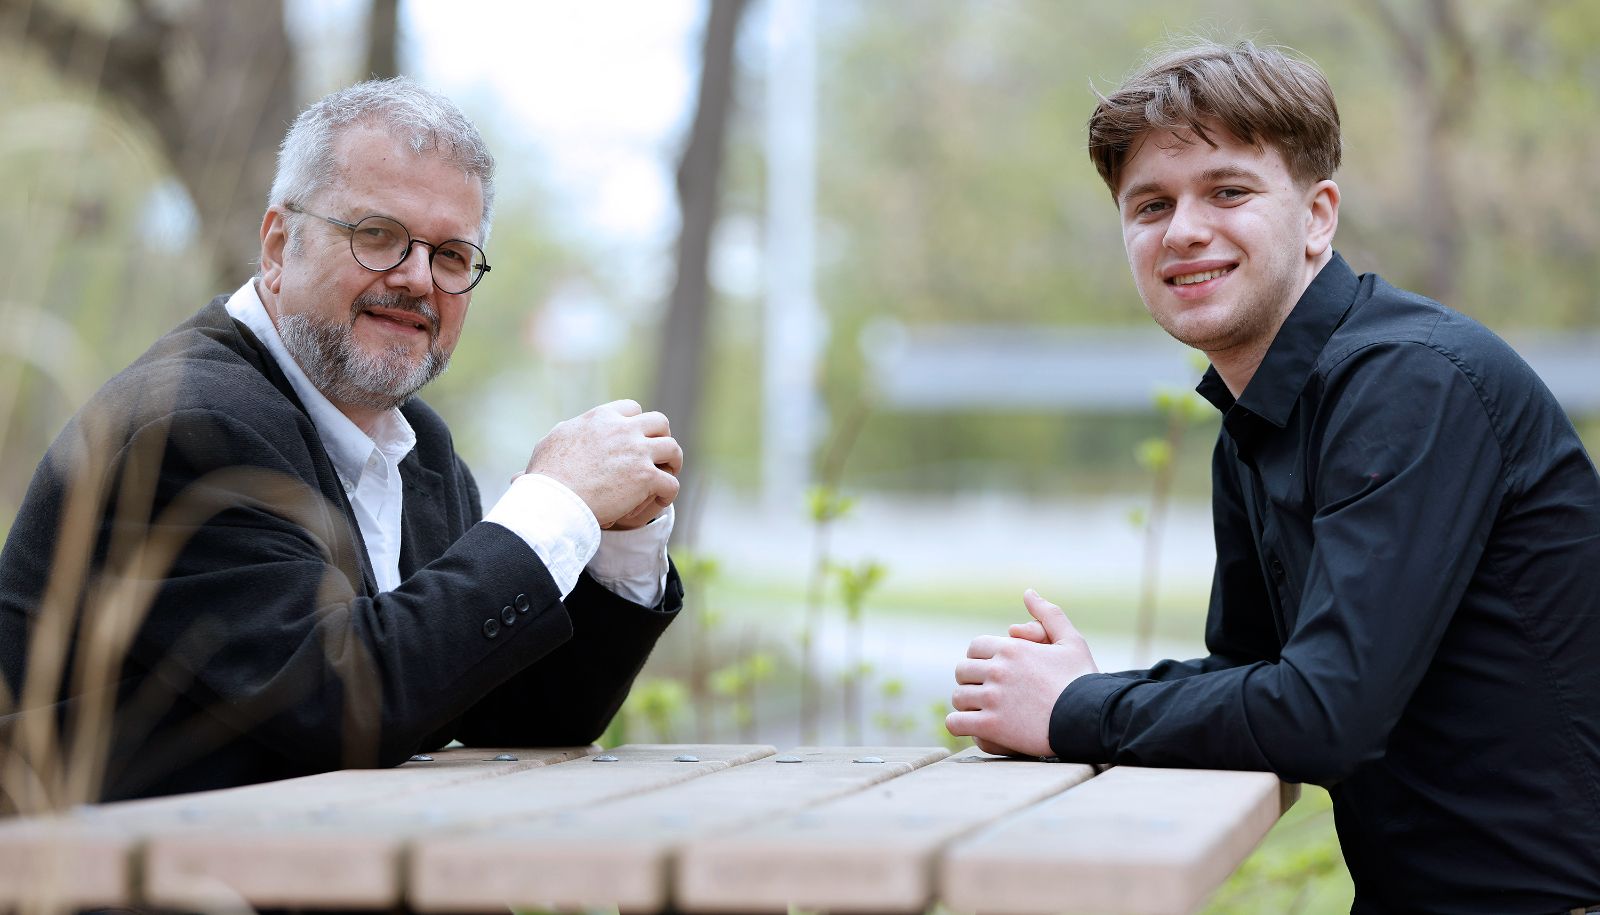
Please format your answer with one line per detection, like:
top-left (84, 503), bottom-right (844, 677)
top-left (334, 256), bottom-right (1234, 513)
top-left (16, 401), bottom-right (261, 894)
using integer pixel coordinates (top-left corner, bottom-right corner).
top-left (224, 280), bottom-right (416, 488)
top-left (1195, 252), bottom-right (1361, 430)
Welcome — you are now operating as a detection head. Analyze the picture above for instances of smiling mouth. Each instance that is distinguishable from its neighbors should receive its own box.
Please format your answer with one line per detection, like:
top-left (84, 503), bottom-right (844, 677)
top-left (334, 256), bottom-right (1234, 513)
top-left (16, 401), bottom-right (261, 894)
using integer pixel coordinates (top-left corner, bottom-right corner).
top-left (1168, 266), bottom-right (1234, 286)
top-left (364, 310), bottom-right (431, 333)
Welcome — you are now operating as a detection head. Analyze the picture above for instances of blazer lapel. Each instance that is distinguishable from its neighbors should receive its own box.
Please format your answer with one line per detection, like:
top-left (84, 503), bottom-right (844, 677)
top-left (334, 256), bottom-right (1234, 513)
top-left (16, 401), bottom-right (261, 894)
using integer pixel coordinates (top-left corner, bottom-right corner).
top-left (215, 302), bottom-right (379, 596)
top-left (398, 455), bottom-right (447, 581)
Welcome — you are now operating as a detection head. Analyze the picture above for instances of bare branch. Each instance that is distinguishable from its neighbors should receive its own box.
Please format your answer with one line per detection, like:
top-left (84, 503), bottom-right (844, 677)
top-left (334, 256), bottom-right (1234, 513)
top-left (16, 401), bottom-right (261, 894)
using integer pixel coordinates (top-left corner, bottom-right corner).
top-left (366, 0), bottom-right (401, 79)
top-left (1357, 0), bottom-right (1429, 86)
top-left (652, 0), bottom-right (753, 505)
top-left (1429, 0), bottom-right (1477, 127)
top-left (0, 0), bottom-right (180, 137)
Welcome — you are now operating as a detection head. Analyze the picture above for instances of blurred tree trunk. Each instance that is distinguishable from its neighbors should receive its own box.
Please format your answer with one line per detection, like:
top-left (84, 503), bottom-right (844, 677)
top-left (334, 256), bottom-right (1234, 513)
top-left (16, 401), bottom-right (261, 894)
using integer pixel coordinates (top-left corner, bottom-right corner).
top-left (366, 0), bottom-right (401, 79)
top-left (1358, 0), bottom-right (1473, 306)
top-left (1, 0), bottom-right (298, 284)
top-left (1359, 0), bottom-right (1560, 306)
top-left (654, 0), bottom-right (751, 520)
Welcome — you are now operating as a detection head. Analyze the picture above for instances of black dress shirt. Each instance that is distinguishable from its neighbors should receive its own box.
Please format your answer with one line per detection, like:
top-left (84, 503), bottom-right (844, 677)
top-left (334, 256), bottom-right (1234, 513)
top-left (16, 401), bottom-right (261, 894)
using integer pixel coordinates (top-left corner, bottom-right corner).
top-left (1049, 254), bottom-right (1600, 913)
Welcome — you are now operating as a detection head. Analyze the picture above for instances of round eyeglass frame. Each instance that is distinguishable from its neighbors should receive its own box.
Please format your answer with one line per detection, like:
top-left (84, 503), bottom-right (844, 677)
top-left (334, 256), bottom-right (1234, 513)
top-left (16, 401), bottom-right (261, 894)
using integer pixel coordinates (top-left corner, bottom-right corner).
top-left (284, 202), bottom-right (492, 294)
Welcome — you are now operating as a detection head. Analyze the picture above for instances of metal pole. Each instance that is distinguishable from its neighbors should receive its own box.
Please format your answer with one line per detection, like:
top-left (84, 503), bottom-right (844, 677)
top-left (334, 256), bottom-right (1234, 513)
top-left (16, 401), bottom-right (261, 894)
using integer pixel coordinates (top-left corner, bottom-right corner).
top-left (762, 0), bottom-right (820, 518)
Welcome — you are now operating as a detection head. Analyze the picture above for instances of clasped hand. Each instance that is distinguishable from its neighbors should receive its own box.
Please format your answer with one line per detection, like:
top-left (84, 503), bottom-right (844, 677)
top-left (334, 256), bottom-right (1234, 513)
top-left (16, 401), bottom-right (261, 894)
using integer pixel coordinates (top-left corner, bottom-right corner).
top-left (525, 399), bottom-right (683, 530)
top-left (946, 589), bottom-right (1100, 758)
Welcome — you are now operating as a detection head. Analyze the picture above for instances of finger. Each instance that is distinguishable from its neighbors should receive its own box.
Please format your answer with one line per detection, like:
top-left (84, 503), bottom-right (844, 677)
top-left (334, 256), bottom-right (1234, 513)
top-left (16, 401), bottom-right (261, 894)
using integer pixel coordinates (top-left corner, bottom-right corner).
top-left (954, 659), bottom-right (989, 685)
top-left (648, 436), bottom-right (683, 475)
top-left (649, 467), bottom-right (681, 506)
top-left (1024, 589), bottom-right (1076, 645)
top-left (634, 410), bottom-right (671, 436)
top-left (1008, 620), bottom-right (1048, 642)
top-left (607, 497), bottom-right (661, 531)
top-left (945, 709), bottom-right (983, 738)
top-left (597, 398), bottom-right (643, 417)
top-left (966, 635), bottom-right (1005, 660)
top-left (951, 685), bottom-right (985, 711)
top-left (974, 736), bottom-right (1020, 757)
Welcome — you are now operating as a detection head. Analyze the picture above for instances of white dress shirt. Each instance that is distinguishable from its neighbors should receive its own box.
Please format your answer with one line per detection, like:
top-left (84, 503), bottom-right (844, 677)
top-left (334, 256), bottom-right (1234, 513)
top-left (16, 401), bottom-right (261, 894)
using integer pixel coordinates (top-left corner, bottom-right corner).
top-left (225, 280), bottom-right (672, 604)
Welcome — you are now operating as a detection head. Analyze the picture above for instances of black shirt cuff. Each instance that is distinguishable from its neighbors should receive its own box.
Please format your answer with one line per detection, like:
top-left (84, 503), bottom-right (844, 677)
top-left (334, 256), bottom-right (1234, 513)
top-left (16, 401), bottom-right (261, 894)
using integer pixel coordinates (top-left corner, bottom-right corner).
top-left (1048, 672), bottom-right (1138, 761)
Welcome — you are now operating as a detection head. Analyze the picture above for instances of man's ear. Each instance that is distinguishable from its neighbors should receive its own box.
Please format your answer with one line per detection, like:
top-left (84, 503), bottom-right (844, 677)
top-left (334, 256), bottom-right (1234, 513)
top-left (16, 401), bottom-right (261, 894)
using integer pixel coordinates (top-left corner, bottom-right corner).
top-left (259, 207), bottom-right (288, 294)
top-left (1305, 179), bottom-right (1340, 258)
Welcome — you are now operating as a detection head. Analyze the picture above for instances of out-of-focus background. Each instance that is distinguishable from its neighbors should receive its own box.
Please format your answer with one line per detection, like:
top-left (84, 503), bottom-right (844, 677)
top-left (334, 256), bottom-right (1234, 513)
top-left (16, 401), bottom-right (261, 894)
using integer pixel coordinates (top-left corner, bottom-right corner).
top-left (3, 0), bottom-right (1597, 909)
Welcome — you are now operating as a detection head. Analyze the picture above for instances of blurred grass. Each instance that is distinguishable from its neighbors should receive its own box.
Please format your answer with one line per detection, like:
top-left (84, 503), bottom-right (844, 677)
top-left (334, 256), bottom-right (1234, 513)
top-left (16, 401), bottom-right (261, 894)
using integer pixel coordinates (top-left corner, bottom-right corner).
top-left (711, 571), bottom-right (1213, 643)
top-left (1204, 784), bottom-right (1353, 914)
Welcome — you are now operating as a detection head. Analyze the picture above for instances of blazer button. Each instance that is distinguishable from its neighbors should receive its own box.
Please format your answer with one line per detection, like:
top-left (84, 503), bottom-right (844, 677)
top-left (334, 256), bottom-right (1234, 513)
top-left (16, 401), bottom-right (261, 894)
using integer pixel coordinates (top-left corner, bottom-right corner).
top-left (514, 593), bottom-right (530, 614)
top-left (500, 605), bottom-right (517, 626)
top-left (482, 618), bottom-right (501, 639)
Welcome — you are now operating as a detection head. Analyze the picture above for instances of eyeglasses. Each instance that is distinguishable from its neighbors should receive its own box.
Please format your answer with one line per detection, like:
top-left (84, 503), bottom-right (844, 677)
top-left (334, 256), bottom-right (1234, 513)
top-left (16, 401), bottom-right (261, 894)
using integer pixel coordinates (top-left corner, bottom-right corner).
top-left (285, 203), bottom-right (492, 294)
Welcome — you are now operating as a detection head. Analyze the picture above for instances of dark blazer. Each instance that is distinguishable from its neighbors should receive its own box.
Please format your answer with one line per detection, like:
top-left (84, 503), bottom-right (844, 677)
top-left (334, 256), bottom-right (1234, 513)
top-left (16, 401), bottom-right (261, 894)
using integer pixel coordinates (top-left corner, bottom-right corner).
top-left (0, 297), bottom-right (680, 801)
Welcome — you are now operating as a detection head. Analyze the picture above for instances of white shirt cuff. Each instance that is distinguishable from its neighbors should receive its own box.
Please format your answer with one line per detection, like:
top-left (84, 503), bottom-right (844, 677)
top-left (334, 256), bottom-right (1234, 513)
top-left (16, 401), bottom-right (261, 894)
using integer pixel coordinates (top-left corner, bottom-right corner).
top-left (483, 473), bottom-right (600, 599)
top-left (589, 503), bottom-right (675, 607)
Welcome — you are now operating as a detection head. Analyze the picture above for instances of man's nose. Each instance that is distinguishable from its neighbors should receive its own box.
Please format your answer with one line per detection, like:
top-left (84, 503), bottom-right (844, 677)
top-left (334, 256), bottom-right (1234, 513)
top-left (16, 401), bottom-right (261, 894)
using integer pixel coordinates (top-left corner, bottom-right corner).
top-left (385, 241), bottom-right (435, 295)
top-left (1163, 198), bottom-right (1212, 249)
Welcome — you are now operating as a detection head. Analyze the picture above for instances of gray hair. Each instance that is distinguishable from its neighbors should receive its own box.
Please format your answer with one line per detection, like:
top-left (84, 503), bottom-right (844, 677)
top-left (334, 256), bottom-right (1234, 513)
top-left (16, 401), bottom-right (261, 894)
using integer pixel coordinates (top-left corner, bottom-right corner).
top-left (269, 76), bottom-right (496, 243)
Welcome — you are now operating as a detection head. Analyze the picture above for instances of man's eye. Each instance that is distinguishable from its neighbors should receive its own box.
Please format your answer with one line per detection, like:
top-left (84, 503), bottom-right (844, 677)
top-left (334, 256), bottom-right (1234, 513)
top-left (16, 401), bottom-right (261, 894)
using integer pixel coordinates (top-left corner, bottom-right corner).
top-left (436, 246), bottom-right (466, 265)
top-left (1136, 200), bottom-right (1169, 216)
top-left (1216, 187), bottom-right (1248, 202)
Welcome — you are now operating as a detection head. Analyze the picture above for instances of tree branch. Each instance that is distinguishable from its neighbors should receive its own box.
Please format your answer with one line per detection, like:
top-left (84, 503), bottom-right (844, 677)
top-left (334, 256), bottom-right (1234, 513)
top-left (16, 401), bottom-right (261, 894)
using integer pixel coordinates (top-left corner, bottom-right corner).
top-left (1429, 0), bottom-right (1477, 128)
top-left (0, 0), bottom-right (181, 143)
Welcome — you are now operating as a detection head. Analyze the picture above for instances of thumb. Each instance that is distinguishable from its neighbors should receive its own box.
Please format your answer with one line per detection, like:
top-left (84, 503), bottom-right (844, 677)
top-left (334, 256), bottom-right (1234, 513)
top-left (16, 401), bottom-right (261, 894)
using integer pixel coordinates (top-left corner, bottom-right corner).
top-left (1007, 620), bottom-right (1049, 643)
top-left (1023, 589), bottom-right (1076, 644)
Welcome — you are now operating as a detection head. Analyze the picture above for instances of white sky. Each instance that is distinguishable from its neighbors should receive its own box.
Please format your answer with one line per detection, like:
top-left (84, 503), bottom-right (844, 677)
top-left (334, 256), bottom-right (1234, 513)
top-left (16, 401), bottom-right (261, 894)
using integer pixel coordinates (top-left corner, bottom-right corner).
top-left (290, 0), bottom-right (705, 249)
top-left (409, 0), bottom-right (702, 247)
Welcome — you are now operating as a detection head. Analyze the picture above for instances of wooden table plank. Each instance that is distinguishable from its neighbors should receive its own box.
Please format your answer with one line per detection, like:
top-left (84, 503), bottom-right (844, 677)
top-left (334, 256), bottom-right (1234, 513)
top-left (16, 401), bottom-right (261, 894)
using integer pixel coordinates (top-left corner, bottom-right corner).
top-left (939, 766), bottom-right (1291, 915)
top-left (409, 745), bottom-right (949, 912)
top-left (675, 750), bottom-right (1097, 913)
top-left (0, 815), bottom-right (131, 910)
top-left (141, 743), bottom-right (773, 910)
top-left (0, 746), bottom-right (592, 909)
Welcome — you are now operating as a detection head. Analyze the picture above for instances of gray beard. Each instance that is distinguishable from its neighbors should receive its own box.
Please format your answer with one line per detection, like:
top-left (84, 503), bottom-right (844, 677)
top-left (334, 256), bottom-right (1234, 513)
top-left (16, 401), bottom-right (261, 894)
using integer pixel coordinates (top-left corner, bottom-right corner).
top-left (277, 292), bottom-right (449, 413)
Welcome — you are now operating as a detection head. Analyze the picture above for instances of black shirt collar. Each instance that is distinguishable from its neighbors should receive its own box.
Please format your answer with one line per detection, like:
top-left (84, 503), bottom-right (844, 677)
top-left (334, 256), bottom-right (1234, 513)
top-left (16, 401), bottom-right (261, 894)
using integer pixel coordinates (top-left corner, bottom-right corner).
top-left (1195, 252), bottom-right (1361, 434)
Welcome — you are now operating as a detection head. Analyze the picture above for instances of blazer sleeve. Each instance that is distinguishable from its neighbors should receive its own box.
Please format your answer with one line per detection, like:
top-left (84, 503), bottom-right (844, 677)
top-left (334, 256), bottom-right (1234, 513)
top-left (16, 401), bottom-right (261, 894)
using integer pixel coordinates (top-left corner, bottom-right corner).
top-left (429, 562), bottom-right (684, 749)
top-left (104, 407), bottom-right (590, 774)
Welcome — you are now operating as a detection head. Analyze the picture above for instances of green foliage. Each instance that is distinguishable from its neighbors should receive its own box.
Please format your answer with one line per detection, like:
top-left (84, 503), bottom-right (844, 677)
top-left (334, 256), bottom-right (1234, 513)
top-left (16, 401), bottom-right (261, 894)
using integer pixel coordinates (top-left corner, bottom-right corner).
top-left (834, 559), bottom-right (887, 623)
top-left (806, 485), bottom-right (856, 524)
top-left (616, 678), bottom-right (689, 744)
top-left (836, 660), bottom-right (875, 686)
top-left (1134, 437), bottom-right (1173, 473)
top-left (932, 700), bottom-right (973, 753)
top-left (872, 678), bottom-right (917, 738)
top-left (672, 550), bottom-right (722, 591)
top-left (710, 651), bottom-right (775, 732)
top-left (1203, 785), bottom-right (1352, 914)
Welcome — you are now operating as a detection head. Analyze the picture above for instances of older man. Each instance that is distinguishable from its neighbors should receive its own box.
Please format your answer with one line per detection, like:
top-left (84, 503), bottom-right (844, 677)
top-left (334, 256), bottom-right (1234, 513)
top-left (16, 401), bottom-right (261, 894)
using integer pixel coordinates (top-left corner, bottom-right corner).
top-left (947, 40), bottom-right (1600, 913)
top-left (0, 78), bottom-right (682, 802)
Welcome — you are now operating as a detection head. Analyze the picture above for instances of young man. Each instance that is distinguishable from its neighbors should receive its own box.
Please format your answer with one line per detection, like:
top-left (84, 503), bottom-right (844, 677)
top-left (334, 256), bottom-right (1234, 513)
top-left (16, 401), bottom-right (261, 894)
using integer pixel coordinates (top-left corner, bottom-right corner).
top-left (947, 40), bottom-right (1600, 913)
top-left (0, 78), bottom-right (683, 802)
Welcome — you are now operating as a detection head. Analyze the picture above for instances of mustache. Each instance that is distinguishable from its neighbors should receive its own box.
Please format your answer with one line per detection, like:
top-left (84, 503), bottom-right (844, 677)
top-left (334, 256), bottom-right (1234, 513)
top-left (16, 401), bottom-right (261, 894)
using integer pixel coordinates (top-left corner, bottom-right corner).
top-left (351, 291), bottom-right (439, 336)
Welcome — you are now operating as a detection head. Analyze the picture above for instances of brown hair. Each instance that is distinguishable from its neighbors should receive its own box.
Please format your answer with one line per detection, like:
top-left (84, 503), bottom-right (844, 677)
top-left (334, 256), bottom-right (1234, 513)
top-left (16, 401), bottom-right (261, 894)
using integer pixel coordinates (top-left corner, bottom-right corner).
top-left (1087, 39), bottom-right (1341, 197)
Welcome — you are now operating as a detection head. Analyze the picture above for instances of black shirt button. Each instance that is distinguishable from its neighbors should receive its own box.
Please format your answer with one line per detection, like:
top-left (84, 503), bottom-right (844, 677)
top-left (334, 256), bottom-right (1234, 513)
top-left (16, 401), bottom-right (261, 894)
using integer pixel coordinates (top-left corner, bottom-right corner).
top-left (514, 593), bottom-right (530, 614)
top-left (1269, 558), bottom-right (1286, 578)
top-left (482, 618), bottom-right (501, 639)
top-left (500, 605), bottom-right (517, 626)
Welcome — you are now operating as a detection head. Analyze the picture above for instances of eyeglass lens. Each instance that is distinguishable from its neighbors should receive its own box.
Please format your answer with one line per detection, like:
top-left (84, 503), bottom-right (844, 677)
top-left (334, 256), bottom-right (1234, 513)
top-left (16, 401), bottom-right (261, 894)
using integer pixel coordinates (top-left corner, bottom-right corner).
top-left (348, 215), bottom-right (487, 294)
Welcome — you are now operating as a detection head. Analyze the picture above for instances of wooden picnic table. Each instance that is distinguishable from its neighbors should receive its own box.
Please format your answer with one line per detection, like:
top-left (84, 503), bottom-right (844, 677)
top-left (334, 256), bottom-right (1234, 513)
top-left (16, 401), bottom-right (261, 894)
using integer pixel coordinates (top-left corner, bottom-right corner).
top-left (0, 744), bottom-right (1296, 914)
